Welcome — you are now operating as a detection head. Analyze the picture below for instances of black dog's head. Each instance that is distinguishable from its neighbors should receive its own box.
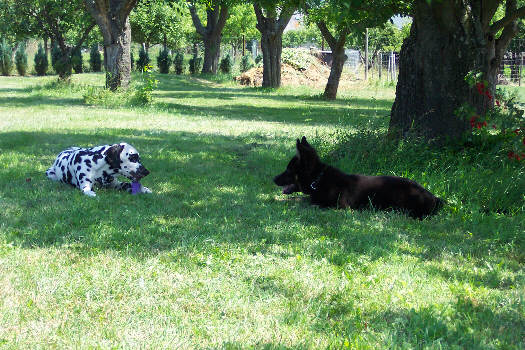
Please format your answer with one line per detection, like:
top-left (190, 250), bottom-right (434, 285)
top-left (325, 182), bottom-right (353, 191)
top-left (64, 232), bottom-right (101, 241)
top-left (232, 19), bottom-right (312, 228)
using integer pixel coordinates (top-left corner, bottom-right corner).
top-left (273, 136), bottom-right (321, 194)
top-left (105, 143), bottom-right (150, 181)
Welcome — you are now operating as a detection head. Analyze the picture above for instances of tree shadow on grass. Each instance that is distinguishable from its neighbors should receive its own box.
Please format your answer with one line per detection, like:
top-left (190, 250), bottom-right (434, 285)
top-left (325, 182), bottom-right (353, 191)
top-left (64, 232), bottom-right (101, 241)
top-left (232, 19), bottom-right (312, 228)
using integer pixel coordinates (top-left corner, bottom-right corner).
top-left (155, 74), bottom-right (393, 108)
top-left (0, 129), bottom-right (521, 281)
top-left (372, 300), bottom-right (524, 349)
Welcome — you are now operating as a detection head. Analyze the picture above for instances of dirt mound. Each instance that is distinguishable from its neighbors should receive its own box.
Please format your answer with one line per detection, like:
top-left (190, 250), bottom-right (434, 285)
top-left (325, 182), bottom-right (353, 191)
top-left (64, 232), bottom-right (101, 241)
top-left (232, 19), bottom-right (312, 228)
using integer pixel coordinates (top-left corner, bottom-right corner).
top-left (236, 61), bottom-right (331, 88)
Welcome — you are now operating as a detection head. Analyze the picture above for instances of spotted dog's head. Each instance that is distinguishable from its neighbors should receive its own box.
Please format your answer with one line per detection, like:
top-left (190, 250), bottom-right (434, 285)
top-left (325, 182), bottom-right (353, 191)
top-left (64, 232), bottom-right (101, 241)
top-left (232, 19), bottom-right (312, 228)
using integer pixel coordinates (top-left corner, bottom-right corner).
top-left (105, 143), bottom-right (150, 181)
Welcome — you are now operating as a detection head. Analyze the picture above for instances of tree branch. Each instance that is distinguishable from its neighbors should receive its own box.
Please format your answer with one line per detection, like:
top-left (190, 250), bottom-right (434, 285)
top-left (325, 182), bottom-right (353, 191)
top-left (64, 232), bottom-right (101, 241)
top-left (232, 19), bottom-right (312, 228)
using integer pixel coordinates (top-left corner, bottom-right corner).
top-left (188, 1), bottom-right (207, 37)
top-left (490, 3), bottom-right (525, 34)
top-left (276, 4), bottom-right (296, 33)
top-left (214, 3), bottom-right (229, 35)
top-left (253, 4), bottom-right (265, 33)
top-left (316, 20), bottom-right (337, 50)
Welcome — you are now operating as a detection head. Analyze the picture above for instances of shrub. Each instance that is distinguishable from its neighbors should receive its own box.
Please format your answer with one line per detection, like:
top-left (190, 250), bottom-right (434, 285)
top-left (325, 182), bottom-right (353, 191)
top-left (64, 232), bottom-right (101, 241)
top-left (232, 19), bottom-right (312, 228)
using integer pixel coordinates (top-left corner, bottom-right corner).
top-left (89, 44), bottom-right (102, 72)
top-left (219, 54), bottom-right (232, 73)
top-left (255, 54), bottom-right (262, 65)
top-left (137, 46), bottom-right (150, 72)
top-left (240, 54), bottom-right (254, 72)
top-left (174, 51), bottom-right (184, 74)
top-left (51, 44), bottom-right (72, 79)
top-left (51, 43), bottom-right (60, 72)
top-left (34, 44), bottom-right (48, 76)
top-left (0, 40), bottom-right (13, 76)
top-left (132, 64), bottom-right (159, 105)
top-left (189, 55), bottom-right (202, 74)
top-left (15, 42), bottom-right (28, 76)
top-left (71, 47), bottom-right (83, 73)
top-left (157, 48), bottom-right (171, 74)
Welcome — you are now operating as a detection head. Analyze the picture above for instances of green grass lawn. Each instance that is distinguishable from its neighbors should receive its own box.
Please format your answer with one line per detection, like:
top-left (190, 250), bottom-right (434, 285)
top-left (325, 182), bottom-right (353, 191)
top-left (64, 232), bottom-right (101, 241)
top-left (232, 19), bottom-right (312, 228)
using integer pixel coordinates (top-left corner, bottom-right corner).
top-left (0, 73), bottom-right (523, 349)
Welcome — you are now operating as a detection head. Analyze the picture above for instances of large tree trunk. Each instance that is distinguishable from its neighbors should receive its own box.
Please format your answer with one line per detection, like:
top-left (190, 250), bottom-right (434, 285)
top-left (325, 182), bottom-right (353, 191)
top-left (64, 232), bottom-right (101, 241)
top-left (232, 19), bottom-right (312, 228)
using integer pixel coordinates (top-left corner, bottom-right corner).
top-left (84, 0), bottom-right (137, 90)
top-left (188, 1), bottom-right (228, 74)
top-left (260, 30), bottom-right (283, 87)
top-left (254, 4), bottom-right (295, 88)
top-left (202, 34), bottom-right (221, 74)
top-left (389, 0), bottom-right (522, 141)
top-left (104, 18), bottom-right (131, 89)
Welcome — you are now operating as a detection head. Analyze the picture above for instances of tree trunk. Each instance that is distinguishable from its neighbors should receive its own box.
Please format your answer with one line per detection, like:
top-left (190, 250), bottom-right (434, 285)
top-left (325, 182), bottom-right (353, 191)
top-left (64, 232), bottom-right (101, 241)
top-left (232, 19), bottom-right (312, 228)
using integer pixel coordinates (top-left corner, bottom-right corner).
top-left (84, 0), bottom-right (137, 91)
top-left (104, 19), bottom-right (131, 89)
top-left (316, 21), bottom-right (349, 100)
top-left (324, 48), bottom-right (347, 99)
top-left (254, 4), bottom-right (295, 88)
top-left (389, 0), bottom-right (520, 141)
top-left (188, 1), bottom-right (228, 74)
top-left (260, 30), bottom-right (283, 87)
top-left (202, 34), bottom-right (221, 74)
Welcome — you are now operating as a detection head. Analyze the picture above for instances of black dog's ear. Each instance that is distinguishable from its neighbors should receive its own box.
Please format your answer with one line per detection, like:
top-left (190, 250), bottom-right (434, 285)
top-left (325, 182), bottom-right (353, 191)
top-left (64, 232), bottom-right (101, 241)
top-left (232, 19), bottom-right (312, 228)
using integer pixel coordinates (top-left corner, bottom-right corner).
top-left (301, 136), bottom-right (307, 144)
top-left (105, 143), bottom-right (124, 169)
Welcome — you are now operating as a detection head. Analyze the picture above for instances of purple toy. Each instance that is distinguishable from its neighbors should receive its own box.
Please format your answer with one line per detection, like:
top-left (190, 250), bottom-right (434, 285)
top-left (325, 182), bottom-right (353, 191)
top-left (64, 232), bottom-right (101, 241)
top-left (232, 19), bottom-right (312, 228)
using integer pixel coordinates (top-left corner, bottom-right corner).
top-left (131, 181), bottom-right (142, 195)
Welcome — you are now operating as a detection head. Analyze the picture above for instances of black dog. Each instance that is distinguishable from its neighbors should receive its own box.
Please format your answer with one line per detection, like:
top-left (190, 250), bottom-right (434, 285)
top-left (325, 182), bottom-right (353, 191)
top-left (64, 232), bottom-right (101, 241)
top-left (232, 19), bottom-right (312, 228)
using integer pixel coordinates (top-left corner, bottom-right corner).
top-left (273, 137), bottom-right (443, 219)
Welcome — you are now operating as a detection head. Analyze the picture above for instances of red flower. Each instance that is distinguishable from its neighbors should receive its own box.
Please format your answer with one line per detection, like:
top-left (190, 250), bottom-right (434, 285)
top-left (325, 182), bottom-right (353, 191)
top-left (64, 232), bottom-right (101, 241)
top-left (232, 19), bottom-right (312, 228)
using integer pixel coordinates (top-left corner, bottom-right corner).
top-left (482, 121), bottom-right (487, 127)
top-left (476, 82), bottom-right (484, 95)
top-left (492, 124), bottom-right (497, 129)
top-left (514, 128), bottom-right (521, 135)
top-left (496, 100), bottom-right (500, 107)
top-left (476, 123), bottom-right (482, 129)
top-left (508, 151), bottom-right (515, 159)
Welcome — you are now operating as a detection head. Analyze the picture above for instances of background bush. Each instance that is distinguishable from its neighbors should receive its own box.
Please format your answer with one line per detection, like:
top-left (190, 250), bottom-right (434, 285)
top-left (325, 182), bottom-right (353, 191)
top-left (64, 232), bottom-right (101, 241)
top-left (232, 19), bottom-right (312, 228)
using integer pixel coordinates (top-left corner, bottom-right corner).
top-left (51, 43), bottom-right (72, 78)
top-left (15, 42), bottom-right (28, 76)
top-left (240, 54), bottom-right (254, 72)
top-left (34, 43), bottom-right (48, 76)
top-left (89, 44), bottom-right (102, 72)
top-left (219, 54), bottom-right (232, 73)
top-left (189, 55), bottom-right (202, 74)
top-left (71, 47), bottom-right (83, 74)
top-left (137, 46), bottom-right (150, 72)
top-left (0, 40), bottom-right (13, 76)
top-left (157, 48), bottom-right (171, 74)
top-left (174, 51), bottom-right (184, 75)
top-left (255, 54), bottom-right (262, 65)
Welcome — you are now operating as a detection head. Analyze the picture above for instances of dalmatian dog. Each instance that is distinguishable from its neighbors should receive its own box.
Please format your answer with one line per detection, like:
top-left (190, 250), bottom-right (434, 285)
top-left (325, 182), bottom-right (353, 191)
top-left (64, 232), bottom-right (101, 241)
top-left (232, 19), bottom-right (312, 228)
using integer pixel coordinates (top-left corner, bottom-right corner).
top-left (46, 143), bottom-right (151, 197)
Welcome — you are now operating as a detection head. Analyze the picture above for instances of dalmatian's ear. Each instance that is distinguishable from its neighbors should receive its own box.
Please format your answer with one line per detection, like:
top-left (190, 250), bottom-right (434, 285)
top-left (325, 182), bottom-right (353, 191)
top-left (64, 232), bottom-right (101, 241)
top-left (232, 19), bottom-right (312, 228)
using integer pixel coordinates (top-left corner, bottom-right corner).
top-left (105, 144), bottom-right (124, 169)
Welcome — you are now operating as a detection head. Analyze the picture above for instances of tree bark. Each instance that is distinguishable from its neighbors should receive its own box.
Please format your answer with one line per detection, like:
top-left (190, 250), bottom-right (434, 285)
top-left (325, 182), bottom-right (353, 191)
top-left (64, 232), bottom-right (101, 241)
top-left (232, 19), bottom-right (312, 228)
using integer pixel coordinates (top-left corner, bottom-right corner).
top-left (316, 21), bottom-right (349, 100)
top-left (188, 1), bottom-right (228, 74)
top-left (389, 0), bottom-right (522, 141)
top-left (253, 4), bottom-right (295, 88)
top-left (84, 0), bottom-right (138, 90)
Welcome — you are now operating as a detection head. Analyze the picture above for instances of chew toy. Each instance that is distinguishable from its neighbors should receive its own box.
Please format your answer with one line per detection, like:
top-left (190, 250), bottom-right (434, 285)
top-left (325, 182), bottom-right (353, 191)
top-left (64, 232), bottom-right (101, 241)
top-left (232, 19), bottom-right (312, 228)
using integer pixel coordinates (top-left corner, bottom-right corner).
top-left (131, 181), bottom-right (142, 195)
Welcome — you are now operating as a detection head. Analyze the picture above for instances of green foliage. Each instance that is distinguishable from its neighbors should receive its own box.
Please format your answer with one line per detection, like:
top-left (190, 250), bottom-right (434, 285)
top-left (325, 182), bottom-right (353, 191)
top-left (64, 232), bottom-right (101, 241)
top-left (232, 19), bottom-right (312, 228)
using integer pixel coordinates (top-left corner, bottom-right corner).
top-left (348, 21), bottom-right (409, 54)
top-left (240, 54), bottom-right (254, 72)
top-left (157, 48), bottom-right (172, 74)
top-left (34, 43), bottom-right (48, 76)
top-left (219, 53), bottom-right (232, 73)
top-left (131, 51), bottom-right (135, 71)
top-left (283, 23), bottom-right (323, 48)
top-left (281, 48), bottom-right (316, 71)
top-left (89, 44), bottom-right (102, 72)
top-left (174, 51), bottom-right (184, 74)
top-left (130, 0), bottom-right (190, 49)
top-left (71, 47), bottom-right (83, 74)
top-left (137, 46), bottom-right (150, 72)
top-left (0, 39), bottom-right (13, 76)
top-left (15, 42), bottom-right (27, 76)
top-left (222, 3), bottom-right (259, 46)
top-left (254, 54), bottom-right (262, 65)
